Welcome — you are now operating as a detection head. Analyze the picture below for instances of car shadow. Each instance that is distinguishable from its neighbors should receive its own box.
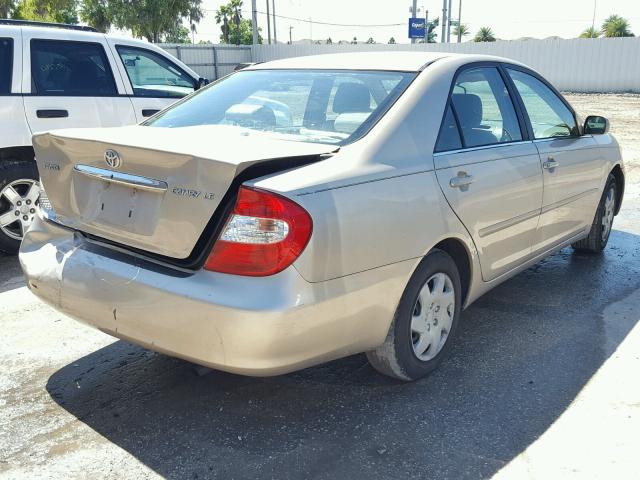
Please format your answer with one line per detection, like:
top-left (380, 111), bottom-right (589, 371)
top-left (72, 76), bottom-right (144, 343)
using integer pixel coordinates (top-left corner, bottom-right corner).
top-left (46, 229), bottom-right (640, 479)
top-left (0, 253), bottom-right (27, 294)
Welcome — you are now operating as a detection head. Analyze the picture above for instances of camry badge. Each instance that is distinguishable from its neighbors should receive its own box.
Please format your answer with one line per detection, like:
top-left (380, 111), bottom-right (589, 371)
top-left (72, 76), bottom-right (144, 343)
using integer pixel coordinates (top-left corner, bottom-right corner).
top-left (104, 149), bottom-right (122, 169)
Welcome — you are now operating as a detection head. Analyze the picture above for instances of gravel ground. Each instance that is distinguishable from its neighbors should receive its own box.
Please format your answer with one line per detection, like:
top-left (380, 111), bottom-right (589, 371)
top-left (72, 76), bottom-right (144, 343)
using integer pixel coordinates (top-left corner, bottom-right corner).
top-left (1, 94), bottom-right (639, 480)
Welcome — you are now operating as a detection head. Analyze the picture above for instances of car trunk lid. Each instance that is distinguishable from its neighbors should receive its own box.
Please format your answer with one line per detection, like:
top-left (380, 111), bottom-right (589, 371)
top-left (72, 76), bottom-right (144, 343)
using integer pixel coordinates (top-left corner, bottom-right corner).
top-left (32, 125), bottom-right (336, 259)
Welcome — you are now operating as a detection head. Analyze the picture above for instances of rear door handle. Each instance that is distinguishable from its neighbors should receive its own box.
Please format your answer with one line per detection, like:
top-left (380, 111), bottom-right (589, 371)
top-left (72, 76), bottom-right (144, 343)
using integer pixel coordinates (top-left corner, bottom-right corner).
top-left (36, 109), bottom-right (68, 119)
top-left (142, 109), bottom-right (160, 118)
top-left (543, 156), bottom-right (559, 170)
top-left (449, 172), bottom-right (475, 191)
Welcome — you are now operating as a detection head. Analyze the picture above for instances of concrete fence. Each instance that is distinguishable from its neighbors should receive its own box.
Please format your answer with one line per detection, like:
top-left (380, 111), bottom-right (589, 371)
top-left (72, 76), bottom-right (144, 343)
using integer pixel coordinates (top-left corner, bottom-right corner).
top-left (162, 37), bottom-right (640, 92)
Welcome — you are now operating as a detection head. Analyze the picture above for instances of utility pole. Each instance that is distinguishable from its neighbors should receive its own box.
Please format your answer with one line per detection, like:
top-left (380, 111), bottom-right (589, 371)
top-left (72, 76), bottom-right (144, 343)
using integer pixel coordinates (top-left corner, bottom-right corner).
top-left (272, 0), bottom-right (277, 43)
top-left (411, 0), bottom-right (418, 44)
top-left (266, 0), bottom-right (271, 44)
top-left (289, 25), bottom-right (293, 44)
top-left (441, 0), bottom-right (447, 43)
top-left (457, 0), bottom-right (462, 42)
top-left (447, 0), bottom-right (452, 42)
top-left (425, 9), bottom-right (429, 43)
top-left (251, 0), bottom-right (258, 44)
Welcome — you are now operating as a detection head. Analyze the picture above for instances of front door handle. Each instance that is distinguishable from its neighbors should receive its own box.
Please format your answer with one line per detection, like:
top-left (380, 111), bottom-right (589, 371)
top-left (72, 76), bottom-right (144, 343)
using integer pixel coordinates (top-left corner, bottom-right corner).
top-left (449, 172), bottom-right (475, 191)
top-left (36, 109), bottom-right (68, 119)
top-left (543, 156), bottom-right (559, 170)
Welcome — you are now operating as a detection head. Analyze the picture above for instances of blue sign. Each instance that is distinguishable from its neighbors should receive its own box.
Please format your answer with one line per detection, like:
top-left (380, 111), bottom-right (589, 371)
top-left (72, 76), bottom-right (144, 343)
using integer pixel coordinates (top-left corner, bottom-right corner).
top-left (408, 17), bottom-right (426, 39)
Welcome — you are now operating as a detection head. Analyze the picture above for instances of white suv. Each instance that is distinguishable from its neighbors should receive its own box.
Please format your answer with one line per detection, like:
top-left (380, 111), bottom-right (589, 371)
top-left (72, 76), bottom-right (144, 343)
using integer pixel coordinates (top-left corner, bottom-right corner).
top-left (0, 20), bottom-right (206, 253)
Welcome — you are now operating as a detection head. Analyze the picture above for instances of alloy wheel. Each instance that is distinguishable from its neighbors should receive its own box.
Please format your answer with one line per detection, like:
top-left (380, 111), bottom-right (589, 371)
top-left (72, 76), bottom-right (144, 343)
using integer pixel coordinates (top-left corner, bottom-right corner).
top-left (0, 179), bottom-right (40, 241)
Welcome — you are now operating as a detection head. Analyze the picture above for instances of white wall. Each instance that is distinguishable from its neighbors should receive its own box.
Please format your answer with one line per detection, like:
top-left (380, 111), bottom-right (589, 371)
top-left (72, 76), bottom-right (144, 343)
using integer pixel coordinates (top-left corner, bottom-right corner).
top-left (161, 38), bottom-right (640, 92)
top-left (251, 38), bottom-right (640, 93)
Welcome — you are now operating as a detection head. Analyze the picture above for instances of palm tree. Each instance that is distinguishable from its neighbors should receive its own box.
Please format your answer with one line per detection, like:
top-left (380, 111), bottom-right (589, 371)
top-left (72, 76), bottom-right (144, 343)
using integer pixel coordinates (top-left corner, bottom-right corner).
top-left (453, 23), bottom-right (470, 42)
top-left (474, 27), bottom-right (496, 42)
top-left (601, 14), bottom-right (634, 37)
top-left (579, 26), bottom-right (600, 38)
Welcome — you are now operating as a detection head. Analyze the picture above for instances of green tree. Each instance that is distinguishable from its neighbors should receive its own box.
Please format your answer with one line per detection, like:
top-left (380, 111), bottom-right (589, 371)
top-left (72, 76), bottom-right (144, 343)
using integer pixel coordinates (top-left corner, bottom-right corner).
top-left (474, 26), bottom-right (496, 42)
top-left (426, 17), bottom-right (439, 43)
top-left (388, 36), bottom-right (396, 44)
top-left (1, 0), bottom-right (15, 17)
top-left (453, 23), bottom-right (470, 41)
top-left (365, 37), bottom-right (375, 44)
top-left (164, 24), bottom-right (191, 43)
top-left (325, 37), bottom-right (332, 44)
top-left (579, 26), bottom-right (600, 38)
top-left (351, 36), bottom-right (357, 44)
top-left (215, 0), bottom-right (262, 45)
top-left (108, 0), bottom-right (203, 43)
top-left (601, 14), bottom-right (634, 37)
top-left (12, 0), bottom-right (78, 24)
top-left (79, 0), bottom-right (111, 32)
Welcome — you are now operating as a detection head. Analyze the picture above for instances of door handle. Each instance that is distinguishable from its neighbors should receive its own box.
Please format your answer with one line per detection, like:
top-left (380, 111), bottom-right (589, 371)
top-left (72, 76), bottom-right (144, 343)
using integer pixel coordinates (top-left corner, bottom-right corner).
top-left (142, 109), bottom-right (160, 118)
top-left (543, 156), bottom-right (559, 170)
top-left (449, 172), bottom-right (475, 191)
top-left (36, 109), bottom-right (68, 119)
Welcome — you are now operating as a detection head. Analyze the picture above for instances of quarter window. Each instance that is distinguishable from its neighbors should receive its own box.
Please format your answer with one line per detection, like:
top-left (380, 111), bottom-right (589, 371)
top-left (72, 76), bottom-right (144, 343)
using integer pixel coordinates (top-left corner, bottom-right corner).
top-left (507, 69), bottom-right (578, 139)
top-left (450, 67), bottom-right (522, 148)
top-left (435, 105), bottom-right (462, 151)
top-left (30, 40), bottom-right (117, 96)
top-left (0, 38), bottom-right (13, 94)
top-left (116, 46), bottom-right (195, 98)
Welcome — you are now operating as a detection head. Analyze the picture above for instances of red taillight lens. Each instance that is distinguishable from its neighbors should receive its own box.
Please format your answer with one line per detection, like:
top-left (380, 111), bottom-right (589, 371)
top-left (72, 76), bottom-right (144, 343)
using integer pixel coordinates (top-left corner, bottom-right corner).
top-left (204, 186), bottom-right (313, 276)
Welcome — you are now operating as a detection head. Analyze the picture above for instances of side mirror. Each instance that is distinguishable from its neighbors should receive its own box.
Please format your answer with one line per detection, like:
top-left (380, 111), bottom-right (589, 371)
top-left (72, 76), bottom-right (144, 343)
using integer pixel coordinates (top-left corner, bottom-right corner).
top-left (584, 115), bottom-right (610, 135)
top-left (196, 77), bottom-right (209, 90)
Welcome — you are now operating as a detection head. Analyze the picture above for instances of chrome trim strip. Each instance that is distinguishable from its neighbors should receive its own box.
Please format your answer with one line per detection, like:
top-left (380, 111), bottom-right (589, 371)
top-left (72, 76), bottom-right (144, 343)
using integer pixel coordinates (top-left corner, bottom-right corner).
top-left (478, 208), bottom-right (541, 238)
top-left (433, 140), bottom-right (532, 157)
top-left (73, 165), bottom-right (168, 193)
top-left (541, 188), bottom-right (599, 214)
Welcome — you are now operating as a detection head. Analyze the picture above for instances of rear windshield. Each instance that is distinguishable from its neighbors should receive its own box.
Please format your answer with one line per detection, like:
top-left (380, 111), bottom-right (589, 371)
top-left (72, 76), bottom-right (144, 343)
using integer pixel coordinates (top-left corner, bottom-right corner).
top-left (146, 69), bottom-right (416, 145)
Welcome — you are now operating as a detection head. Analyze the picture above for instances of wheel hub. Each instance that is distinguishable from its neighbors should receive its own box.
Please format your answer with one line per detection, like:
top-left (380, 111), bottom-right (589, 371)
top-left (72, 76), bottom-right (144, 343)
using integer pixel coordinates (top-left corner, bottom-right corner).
top-left (410, 272), bottom-right (456, 362)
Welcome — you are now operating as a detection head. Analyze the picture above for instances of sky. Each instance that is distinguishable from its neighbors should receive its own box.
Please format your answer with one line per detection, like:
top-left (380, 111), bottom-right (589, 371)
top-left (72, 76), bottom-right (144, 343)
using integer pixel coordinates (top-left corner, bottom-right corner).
top-left (189, 0), bottom-right (640, 44)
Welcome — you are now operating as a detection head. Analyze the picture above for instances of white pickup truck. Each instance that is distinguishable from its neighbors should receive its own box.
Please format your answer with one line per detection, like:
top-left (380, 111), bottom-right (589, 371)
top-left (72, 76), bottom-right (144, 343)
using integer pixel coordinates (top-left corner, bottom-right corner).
top-left (0, 20), bottom-right (207, 253)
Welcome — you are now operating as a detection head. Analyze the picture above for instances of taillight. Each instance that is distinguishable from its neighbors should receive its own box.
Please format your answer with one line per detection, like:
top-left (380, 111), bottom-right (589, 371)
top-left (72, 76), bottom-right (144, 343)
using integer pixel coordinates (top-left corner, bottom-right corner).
top-left (204, 186), bottom-right (313, 276)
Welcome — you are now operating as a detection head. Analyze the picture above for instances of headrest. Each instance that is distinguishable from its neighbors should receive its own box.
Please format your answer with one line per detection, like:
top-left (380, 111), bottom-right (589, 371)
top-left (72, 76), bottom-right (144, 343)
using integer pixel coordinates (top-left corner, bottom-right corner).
top-left (452, 93), bottom-right (483, 127)
top-left (332, 82), bottom-right (371, 114)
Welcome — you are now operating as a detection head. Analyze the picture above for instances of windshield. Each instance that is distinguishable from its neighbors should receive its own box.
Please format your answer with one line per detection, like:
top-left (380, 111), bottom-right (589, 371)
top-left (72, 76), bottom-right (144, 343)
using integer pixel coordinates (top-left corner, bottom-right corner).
top-left (146, 69), bottom-right (416, 145)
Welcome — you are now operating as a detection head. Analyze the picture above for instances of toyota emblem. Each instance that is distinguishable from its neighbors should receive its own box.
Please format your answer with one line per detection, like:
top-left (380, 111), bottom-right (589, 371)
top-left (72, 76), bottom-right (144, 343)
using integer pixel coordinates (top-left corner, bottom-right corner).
top-left (104, 149), bottom-right (121, 169)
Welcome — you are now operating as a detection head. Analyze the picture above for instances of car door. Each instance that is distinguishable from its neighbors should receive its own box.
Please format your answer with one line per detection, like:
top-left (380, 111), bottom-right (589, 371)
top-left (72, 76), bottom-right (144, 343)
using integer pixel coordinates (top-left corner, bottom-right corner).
top-left (108, 42), bottom-right (197, 122)
top-left (434, 65), bottom-right (543, 282)
top-left (21, 30), bottom-right (136, 134)
top-left (505, 67), bottom-right (604, 252)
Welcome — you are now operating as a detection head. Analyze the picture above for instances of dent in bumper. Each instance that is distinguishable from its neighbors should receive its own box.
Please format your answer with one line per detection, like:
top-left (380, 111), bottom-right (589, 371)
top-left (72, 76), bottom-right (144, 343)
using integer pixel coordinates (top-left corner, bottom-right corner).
top-left (20, 215), bottom-right (413, 376)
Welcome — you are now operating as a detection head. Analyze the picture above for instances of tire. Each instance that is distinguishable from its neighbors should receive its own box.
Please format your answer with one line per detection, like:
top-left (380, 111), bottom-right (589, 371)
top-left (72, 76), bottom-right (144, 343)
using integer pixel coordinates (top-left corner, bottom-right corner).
top-left (0, 160), bottom-right (40, 255)
top-left (571, 174), bottom-right (617, 254)
top-left (367, 249), bottom-right (462, 381)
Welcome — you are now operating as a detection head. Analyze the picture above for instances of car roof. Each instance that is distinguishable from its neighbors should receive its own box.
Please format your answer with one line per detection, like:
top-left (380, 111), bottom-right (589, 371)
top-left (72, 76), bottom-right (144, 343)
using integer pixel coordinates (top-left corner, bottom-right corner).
top-left (247, 51), bottom-right (527, 73)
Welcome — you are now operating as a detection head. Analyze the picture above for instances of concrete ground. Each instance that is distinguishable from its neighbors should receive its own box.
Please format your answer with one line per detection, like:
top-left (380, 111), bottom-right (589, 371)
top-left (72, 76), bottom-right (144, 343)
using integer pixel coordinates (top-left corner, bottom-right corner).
top-left (1, 94), bottom-right (639, 480)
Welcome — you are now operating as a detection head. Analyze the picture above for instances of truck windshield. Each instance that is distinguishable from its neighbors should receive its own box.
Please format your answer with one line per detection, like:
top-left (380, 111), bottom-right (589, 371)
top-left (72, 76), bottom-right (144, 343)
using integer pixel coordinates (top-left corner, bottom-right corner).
top-left (146, 69), bottom-right (416, 145)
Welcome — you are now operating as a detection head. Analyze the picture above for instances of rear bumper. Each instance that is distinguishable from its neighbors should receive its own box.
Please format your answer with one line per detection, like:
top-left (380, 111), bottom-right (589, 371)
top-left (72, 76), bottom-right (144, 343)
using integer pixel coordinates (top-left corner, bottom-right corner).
top-left (19, 215), bottom-right (412, 376)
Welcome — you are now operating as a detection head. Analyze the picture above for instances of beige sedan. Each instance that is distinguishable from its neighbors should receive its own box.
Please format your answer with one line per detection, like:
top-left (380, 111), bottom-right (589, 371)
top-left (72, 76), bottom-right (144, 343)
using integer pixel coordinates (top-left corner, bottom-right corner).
top-left (21, 52), bottom-right (624, 380)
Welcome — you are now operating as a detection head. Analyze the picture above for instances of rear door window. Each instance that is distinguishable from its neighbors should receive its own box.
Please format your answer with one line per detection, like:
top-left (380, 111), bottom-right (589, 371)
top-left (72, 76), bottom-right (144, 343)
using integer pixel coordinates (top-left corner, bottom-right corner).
top-left (0, 38), bottom-right (13, 94)
top-left (506, 68), bottom-right (578, 139)
top-left (116, 46), bottom-right (196, 98)
top-left (30, 40), bottom-right (117, 96)
top-left (451, 67), bottom-right (523, 148)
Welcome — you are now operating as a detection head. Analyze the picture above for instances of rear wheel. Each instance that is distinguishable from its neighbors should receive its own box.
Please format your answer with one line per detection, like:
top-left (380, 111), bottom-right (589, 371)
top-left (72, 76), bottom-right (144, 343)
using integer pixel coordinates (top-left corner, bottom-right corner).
top-left (571, 174), bottom-right (617, 254)
top-left (0, 160), bottom-right (40, 254)
top-left (367, 249), bottom-right (462, 381)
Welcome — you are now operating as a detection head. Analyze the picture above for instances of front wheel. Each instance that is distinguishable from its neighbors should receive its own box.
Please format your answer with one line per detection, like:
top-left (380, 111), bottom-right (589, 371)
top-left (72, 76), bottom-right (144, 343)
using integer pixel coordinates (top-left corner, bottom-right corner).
top-left (572, 174), bottom-right (617, 254)
top-left (367, 249), bottom-right (462, 381)
top-left (0, 160), bottom-right (40, 254)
